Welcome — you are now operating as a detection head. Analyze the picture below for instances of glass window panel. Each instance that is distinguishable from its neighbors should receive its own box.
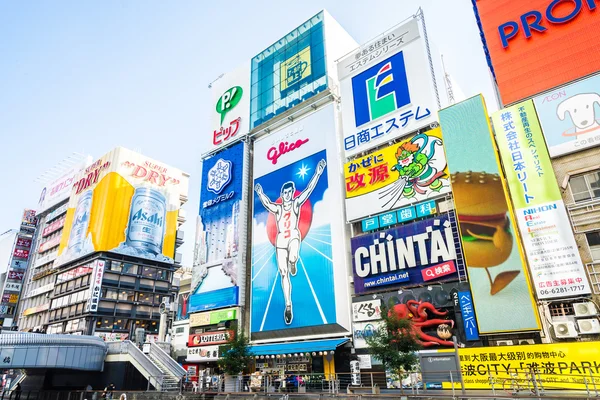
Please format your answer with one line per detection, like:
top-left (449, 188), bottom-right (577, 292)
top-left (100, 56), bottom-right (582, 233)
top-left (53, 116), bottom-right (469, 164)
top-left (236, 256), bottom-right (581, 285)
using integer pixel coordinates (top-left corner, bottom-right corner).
top-left (571, 176), bottom-right (591, 202)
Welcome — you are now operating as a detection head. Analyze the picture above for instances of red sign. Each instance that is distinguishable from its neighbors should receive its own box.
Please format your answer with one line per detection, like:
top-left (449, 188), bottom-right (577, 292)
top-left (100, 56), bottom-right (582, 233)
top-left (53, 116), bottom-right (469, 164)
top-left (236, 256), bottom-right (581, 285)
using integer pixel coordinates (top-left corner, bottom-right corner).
top-left (42, 217), bottom-right (65, 237)
top-left (421, 261), bottom-right (457, 282)
top-left (267, 138), bottom-right (309, 165)
top-left (38, 236), bottom-right (62, 253)
top-left (16, 237), bottom-right (32, 248)
top-left (13, 249), bottom-right (30, 259)
top-left (57, 265), bottom-right (94, 283)
top-left (8, 270), bottom-right (25, 281)
top-left (188, 330), bottom-right (233, 347)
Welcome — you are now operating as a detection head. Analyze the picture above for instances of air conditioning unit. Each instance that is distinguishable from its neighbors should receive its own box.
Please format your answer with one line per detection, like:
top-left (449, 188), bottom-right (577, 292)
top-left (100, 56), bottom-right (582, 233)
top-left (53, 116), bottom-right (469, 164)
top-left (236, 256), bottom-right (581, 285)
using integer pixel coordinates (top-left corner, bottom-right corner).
top-left (553, 321), bottom-right (579, 338)
top-left (574, 302), bottom-right (598, 317)
top-left (496, 340), bottom-right (514, 346)
top-left (518, 339), bottom-right (536, 345)
top-left (577, 319), bottom-right (600, 334)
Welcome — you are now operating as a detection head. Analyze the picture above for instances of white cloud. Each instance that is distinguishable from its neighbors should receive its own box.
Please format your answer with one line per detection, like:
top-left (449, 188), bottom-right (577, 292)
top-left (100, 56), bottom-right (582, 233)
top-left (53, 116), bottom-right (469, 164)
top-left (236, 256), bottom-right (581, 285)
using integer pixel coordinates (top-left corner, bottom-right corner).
top-left (252, 218), bottom-right (270, 245)
top-left (311, 188), bottom-right (331, 229)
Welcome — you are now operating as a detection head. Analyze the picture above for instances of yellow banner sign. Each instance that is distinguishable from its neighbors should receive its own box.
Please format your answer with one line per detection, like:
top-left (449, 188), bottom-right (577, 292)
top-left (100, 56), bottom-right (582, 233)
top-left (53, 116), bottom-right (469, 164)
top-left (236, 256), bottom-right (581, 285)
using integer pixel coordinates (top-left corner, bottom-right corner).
top-left (439, 342), bottom-right (600, 390)
top-left (343, 128), bottom-right (451, 221)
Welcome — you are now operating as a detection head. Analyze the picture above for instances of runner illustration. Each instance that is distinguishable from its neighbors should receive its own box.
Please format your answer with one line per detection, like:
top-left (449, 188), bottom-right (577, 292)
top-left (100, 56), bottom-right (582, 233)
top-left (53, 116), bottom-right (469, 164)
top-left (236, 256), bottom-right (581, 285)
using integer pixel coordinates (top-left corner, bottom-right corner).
top-left (254, 159), bottom-right (326, 325)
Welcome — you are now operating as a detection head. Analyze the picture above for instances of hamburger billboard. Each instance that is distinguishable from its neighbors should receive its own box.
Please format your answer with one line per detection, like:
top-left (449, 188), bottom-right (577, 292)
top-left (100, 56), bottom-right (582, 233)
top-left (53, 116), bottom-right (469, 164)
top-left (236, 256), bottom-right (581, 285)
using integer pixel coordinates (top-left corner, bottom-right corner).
top-left (492, 100), bottom-right (590, 299)
top-left (56, 147), bottom-right (189, 267)
top-left (439, 95), bottom-right (540, 334)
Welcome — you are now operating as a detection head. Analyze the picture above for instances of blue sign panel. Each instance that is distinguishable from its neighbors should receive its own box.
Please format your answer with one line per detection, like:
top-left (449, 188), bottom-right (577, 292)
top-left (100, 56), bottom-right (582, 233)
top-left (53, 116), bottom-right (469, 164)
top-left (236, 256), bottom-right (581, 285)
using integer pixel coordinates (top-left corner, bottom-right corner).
top-left (193, 141), bottom-right (245, 310)
top-left (351, 214), bottom-right (461, 294)
top-left (397, 206), bottom-right (416, 223)
top-left (189, 287), bottom-right (239, 313)
top-left (458, 291), bottom-right (479, 341)
top-left (362, 217), bottom-right (379, 232)
top-left (250, 12), bottom-right (327, 129)
top-left (416, 200), bottom-right (437, 218)
top-left (378, 211), bottom-right (397, 228)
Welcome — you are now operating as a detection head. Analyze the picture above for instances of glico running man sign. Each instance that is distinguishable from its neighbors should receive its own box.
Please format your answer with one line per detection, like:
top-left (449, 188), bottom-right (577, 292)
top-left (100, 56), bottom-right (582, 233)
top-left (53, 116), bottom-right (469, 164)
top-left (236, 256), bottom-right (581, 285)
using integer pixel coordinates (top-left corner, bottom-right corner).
top-left (251, 104), bottom-right (350, 339)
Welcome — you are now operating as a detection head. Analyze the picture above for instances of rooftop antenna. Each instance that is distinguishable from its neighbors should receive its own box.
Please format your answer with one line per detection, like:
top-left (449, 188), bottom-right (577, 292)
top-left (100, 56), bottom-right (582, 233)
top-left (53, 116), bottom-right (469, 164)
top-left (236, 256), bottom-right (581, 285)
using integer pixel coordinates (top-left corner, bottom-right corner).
top-left (441, 54), bottom-right (455, 105)
top-left (208, 73), bottom-right (225, 89)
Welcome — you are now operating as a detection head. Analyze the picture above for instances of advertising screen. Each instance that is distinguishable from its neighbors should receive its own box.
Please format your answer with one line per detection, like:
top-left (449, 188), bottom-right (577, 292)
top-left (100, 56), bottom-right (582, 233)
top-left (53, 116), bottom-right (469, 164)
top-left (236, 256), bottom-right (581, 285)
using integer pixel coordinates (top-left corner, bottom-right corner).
top-left (56, 147), bottom-right (188, 267)
top-left (251, 104), bottom-right (349, 338)
top-left (532, 73), bottom-right (600, 158)
top-left (492, 100), bottom-right (590, 299)
top-left (338, 18), bottom-right (438, 157)
top-left (352, 214), bottom-right (461, 294)
top-left (473, 0), bottom-right (600, 105)
top-left (208, 63), bottom-right (251, 153)
top-left (344, 128), bottom-right (450, 221)
top-left (436, 341), bottom-right (600, 390)
top-left (21, 209), bottom-right (37, 229)
top-left (191, 141), bottom-right (248, 311)
top-left (438, 95), bottom-right (540, 334)
top-left (250, 12), bottom-right (327, 130)
top-left (37, 162), bottom-right (88, 214)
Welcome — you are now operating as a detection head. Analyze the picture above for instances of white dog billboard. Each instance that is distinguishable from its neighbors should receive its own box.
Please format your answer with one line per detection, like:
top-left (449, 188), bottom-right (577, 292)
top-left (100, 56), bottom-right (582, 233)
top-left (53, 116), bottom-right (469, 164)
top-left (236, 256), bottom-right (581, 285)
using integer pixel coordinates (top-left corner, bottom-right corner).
top-left (533, 73), bottom-right (600, 158)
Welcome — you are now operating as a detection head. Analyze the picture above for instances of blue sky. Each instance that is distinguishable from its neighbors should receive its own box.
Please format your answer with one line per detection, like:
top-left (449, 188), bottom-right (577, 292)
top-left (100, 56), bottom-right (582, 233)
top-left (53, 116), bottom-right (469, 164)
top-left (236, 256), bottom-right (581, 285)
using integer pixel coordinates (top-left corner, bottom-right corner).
top-left (0, 0), bottom-right (498, 265)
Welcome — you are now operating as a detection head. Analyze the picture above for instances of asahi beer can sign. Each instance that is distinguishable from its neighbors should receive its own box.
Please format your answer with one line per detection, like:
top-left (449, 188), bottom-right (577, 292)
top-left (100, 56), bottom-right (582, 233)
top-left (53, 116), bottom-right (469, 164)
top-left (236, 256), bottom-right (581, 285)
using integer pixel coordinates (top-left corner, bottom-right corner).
top-left (55, 147), bottom-right (189, 268)
top-left (67, 190), bottom-right (93, 253)
top-left (126, 188), bottom-right (167, 255)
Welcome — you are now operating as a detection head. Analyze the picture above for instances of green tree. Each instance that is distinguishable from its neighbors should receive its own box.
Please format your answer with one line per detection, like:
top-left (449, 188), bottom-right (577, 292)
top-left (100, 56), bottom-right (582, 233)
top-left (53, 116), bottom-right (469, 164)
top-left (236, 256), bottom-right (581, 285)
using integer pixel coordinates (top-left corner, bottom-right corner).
top-left (365, 305), bottom-right (422, 382)
top-left (218, 331), bottom-right (254, 376)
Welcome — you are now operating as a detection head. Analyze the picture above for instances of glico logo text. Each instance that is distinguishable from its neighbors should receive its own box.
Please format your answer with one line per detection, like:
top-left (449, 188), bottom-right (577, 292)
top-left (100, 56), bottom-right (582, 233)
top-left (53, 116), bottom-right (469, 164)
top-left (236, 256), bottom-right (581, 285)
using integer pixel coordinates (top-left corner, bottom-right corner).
top-left (498, 0), bottom-right (597, 48)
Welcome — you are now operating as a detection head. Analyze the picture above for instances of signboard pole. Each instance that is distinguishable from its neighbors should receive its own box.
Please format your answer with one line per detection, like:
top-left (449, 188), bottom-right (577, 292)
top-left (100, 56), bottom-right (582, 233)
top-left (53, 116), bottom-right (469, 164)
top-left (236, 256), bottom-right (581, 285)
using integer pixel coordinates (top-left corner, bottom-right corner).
top-left (453, 336), bottom-right (465, 395)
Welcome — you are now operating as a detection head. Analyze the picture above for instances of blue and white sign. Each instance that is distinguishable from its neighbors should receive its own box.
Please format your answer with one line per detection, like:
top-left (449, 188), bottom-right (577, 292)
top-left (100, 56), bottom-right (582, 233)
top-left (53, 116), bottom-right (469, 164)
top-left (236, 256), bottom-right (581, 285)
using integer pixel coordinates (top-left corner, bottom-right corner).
top-left (192, 141), bottom-right (248, 311)
top-left (338, 18), bottom-right (438, 157)
top-left (362, 217), bottom-right (379, 232)
top-left (378, 211), bottom-right (398, 228)
top-left (250, 104), bottom-right (351, 338)
top-left (458, 291), bottom-right (479, 341)
top-left (397, 206), bottom-right (417, 223)
top-left (416, 200), bottom-right (436, 218)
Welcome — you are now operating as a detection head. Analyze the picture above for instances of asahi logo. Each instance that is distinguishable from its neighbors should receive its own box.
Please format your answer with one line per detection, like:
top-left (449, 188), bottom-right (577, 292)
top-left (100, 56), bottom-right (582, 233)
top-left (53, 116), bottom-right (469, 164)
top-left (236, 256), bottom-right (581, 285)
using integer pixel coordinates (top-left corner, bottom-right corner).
top-left (132, 209), bottom-right (164, 227)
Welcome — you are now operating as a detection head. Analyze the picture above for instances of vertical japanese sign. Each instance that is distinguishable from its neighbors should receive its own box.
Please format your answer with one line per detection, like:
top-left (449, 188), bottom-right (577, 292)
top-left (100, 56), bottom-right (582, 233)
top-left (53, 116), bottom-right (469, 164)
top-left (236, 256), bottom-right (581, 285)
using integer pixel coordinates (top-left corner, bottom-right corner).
top-left (343, 128), bottom-right (450, 221)
top-left (458, 291), bottom-right (479, 341)
top-left (338, 18), bottom-right (438, 157)
top-left (192, 141), bottom-right (247, 311)
top-left (439, 95), bottom-right (540, 334)
top-left (492, 100), bottom-right (590, 299)
top-left (87, 260), bottom-right (105, 312)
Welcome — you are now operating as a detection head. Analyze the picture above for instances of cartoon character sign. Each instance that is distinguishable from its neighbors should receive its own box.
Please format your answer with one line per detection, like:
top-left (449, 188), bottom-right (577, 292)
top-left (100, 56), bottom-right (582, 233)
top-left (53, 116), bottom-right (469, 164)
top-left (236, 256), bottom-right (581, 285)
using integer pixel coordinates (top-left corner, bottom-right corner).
top-left (533, 73), bottom-right (600, 157)
top-left (252, 150), bottom-right (336, 333)
top-left (254, 159), bottom-right (326, 324)
top-left (344, 128), bottom-right (450, 222)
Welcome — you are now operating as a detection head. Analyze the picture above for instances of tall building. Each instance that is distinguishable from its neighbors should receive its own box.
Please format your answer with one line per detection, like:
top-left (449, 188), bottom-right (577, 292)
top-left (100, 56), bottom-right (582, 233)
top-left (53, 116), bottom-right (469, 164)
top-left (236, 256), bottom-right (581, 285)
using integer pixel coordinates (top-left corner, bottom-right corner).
top-left (18, 147), bottom-right (189, 340)
top-left (472, 0), bottom-right (600, 342)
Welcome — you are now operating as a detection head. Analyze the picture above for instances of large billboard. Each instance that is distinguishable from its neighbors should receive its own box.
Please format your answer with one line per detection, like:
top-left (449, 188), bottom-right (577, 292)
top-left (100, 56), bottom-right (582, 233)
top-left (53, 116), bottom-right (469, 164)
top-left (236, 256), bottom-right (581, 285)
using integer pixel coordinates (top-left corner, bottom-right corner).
top-left (532, 73), bottom-right (600, 158)
top-left (473, 0), bottom-right (600, 105)
top-left (435, 341), bottom-right (600, 390)
top-left (56, 147), bottom-right (189, 267)
top-left (338, 18), bottom-right (438, 157)
top-left (344, 128), bottom-right (450, 221)
top-left (351, 214), bottom-right (461, 294)
top-left (492, 100), bottom-right (590, 299)
top-left (251, 104), bottom-right (350, 338)
top-left (438, 95), bottom-right (540, 334)
top-left (250, 11), bottom-right (327, 130)
top-left (208, 63), bottom-right (251, 153)
top-left (37, 162), bottom-right (88, 214)
top-left (191, 141), bottom-right (248, 311)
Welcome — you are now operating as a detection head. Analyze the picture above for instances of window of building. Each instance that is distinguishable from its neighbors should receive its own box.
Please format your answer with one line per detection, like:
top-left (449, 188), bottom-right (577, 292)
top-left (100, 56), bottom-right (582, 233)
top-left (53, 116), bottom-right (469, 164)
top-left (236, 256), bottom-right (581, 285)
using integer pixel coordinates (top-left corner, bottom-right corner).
top-left (570, 171), bottom-right (600, 203)
top-left (97, 318), bottom-right (114, 329)
top-left (122, 263), bottom-right (139, 275)
top-left (141, 267), bottom-right (156, 279)
top-left (587, 231), bottom-right (600, 261)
